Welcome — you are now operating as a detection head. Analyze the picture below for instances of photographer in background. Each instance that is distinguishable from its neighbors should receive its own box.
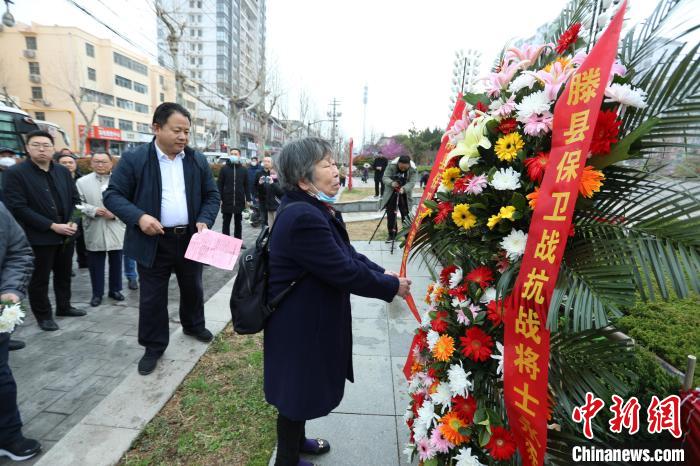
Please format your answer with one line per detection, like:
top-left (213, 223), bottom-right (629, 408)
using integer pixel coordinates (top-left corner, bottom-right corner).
top-left (380, 155), bottom-right (416, 243)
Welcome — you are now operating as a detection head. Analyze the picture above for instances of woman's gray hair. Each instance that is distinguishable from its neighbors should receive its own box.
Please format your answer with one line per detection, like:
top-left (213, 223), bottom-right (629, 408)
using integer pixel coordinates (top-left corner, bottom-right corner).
top-left (276, 137), bottom-right (333, 191)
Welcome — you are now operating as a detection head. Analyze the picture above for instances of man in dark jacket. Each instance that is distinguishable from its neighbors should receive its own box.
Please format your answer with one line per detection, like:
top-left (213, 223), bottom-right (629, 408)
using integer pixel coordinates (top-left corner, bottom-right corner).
top-left (246, 155), bottom-right (261, 202)
top-left (2, 130), bottom-right (86, 332)
top-left (0, 202), bottom-right (41, 461)
top-left (217, 149), bottom-right (249, 239)
top-left (255, 156), bottom-right (283, 227)
top-left (103, 103), bottom-right (220, 376)
top-left (372, 154), bottom-right (388, 198)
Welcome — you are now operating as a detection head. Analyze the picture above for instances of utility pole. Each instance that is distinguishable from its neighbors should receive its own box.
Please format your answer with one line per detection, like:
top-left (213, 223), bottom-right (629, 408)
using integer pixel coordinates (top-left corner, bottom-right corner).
top-left (361, 84), bottom-right (368, 152)
top-left (327, 98), bottom-right (342, 159)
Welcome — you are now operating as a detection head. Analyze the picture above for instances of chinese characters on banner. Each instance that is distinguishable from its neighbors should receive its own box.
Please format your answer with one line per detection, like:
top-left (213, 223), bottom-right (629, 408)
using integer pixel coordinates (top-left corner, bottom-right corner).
top-left (401, 96), bottom-right (467, 379)
top-left (503, 2), bottom-right (628, 465)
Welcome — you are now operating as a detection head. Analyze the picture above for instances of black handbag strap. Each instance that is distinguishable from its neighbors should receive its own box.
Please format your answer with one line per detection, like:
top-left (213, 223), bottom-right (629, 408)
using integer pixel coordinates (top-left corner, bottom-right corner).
top-left (267, 201), bottom-right (310, 308)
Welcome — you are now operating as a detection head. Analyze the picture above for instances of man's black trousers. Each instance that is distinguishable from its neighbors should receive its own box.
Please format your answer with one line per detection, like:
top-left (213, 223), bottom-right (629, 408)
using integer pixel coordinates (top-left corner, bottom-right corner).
top-left (221, 212), bottom-right (243, 239)
top-left (28, 243), bottom-right (74, 321)
top-left (136, 231), bottom-right (206, 356)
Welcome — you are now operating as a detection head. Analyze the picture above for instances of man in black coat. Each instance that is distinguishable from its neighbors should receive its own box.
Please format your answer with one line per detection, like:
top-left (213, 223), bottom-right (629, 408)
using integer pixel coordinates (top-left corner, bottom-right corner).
top-left (103, 103), bottom-right (220, 376)
top-left (0, 202), bottom-right (41, 461)
top-left (372, 154), bottom-right (388, 198)
top-left (217, 148), bottom-right (249, 239)
top-left (2, 130), bottom-right (86, 332)
top-left (255, 156), bottom-right (284, 227)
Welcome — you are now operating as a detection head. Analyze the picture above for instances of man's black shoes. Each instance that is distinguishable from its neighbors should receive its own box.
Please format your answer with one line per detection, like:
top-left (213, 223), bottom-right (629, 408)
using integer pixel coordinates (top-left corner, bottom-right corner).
top-left (183, 328), bottom-right (214, 343)
top-left (90, 296), bottom-right (102, 307)
top-left (8, 340), bottom-right (25, 351)
top-left (37, 319), bottom-right (59, 331)
top-left (138, 352), bottom-right (162, 376)
top-left (56, 307), bottom-right (86, 317)
top-left (128, 278), bottom-right (139, 290)
top-left (108, 291), bottom-right (125, 301)
top-left (0, 436), bottom-right (41, 461)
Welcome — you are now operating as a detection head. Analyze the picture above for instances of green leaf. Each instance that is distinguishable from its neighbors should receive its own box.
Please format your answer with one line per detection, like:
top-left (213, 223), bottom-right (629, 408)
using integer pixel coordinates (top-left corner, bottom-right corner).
top-left (463, 92), bottom-right (489, 107)
top-left (510, 192), bottom-right (527, 211)
top-left (479, 427), bottom-right (492, 447)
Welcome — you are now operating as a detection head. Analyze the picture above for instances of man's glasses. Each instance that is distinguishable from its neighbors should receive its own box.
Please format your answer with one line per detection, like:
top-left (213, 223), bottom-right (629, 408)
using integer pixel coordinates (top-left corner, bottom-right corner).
top-left (92, 160), bottom-right (111, 164)
top-left (29, 143), bottom-right (54, 149)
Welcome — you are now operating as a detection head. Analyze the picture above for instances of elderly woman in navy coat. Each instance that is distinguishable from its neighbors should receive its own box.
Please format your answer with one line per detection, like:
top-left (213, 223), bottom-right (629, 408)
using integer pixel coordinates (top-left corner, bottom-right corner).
top-left (265, 137), bottom-right (412, 466)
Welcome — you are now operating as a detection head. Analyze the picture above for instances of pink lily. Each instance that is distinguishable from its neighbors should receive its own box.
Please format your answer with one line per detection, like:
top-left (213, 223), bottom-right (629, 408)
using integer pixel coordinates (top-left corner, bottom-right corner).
top-left (505, 43), bottom-right (552, 70)
top-left (484, 60), bottom-right (520, 97)
top-left (535, 61), bottom-right (575, 100)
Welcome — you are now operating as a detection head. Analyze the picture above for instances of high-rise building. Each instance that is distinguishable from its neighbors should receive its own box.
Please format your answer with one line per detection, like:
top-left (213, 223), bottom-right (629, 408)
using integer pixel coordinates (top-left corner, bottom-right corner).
top-left (157, 0), bottom-right (267, 153)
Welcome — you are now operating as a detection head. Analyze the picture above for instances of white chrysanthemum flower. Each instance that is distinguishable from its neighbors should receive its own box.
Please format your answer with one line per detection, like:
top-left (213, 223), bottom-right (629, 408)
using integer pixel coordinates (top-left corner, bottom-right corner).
top-left (449, 267), bottom-right (463, 289)
top-left (426, 330), bottom-right (440, 351)
top-left (431, 382), bottom-right (453, 412)
top-left (420, 310), bottom-right (432, 329)
top-left (447, 363), bottom-right (473, 397)
top-left (404, 443), bottom-right (417, 463)
top-left (491, 341), bottom-right (504, 378)
top-left (501, 229), bottom-right (528, 260)
top-left (0, 319), bottom-right (12, 333)
top-left (490, 167), bottom-right (522, 191)
top-left (604, 83), bottom-right (647, 109)
top-left (509, 73), bottom-right (537, 93)
top-left (451, 297), bottom-right (468, 309)
top-left (408, 374), bottom-right (423, 394)
top-left (516, 90), bottom-right (552, 122)
top-left (413, 420), bottom-right (428, 441)
top-left (404, 407), bottom-right (415, 422)
top-left (416, 400), bottom-right (439, 430)
top-left (454, 446), bottom-right (486, 466)
top-left (0, 303), bottom-right (24, 333)
top-left (480, 287), bottom-right (497, 304)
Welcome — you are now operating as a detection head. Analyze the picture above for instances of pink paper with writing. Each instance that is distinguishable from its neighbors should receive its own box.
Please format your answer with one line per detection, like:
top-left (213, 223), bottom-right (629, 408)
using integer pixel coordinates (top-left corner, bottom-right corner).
top-left (184, 228), bottom-right (242, 270)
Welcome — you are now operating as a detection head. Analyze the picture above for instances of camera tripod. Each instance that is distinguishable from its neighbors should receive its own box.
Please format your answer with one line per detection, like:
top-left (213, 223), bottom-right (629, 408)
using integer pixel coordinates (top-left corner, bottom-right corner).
top-left (368, 189), bottom-right (407, 255)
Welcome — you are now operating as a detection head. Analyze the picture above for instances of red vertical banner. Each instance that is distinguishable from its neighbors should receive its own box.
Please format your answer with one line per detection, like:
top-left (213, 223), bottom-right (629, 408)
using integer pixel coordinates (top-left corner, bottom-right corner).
top-left (503, 3), bottom-right (627, 465)
top-left (402, 95), bottom-right (466, 379)
top-left (348, 138), bottom-right (354, 190)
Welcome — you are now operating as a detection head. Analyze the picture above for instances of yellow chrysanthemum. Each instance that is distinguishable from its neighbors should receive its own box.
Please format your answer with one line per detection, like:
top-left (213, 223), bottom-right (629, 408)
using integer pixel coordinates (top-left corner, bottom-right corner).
top-left (441, 167), bottom-right (461, 190)
top-left (439, 412), bottom-right (471, 445)
top-left (543, 56), bottom-right (572, 73)
top-left (579, 166), bottom-right (605, 198)
top-left (452, 204), bottom-right (477, 230)
top-left (498, 205), bottom-right (517, 220)
top-left (494, 132), bottom-right (525, 162)
top-left (418, 208), bottom-right (433, 221)
top-left (433, 334), bottom-right (455, 362)
top-left (487, 214), bottom-right (502, 230)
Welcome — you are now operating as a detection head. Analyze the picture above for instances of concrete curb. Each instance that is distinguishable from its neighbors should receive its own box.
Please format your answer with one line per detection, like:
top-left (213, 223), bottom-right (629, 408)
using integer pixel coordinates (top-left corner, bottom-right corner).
top-left (33, 278), bottom-right (235, 466)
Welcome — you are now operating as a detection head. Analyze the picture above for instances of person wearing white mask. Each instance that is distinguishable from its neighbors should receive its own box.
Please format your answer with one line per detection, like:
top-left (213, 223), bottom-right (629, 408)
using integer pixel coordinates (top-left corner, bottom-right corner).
top-left (217, 148), bottom-right (250, 241)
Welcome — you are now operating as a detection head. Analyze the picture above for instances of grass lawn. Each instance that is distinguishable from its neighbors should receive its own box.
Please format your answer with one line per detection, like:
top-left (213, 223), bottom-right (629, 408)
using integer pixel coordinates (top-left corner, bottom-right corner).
top-left (338, 187), bottom-right (374, 202)
top-left (120, 326), bottom-right (276, 466)
top-left (345, 219), bottom-right (388, 241)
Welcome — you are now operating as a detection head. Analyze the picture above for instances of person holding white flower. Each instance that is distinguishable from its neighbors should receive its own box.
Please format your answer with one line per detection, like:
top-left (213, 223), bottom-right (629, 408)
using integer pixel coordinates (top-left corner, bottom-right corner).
top-left (0, 202), bottom-right (41, 461)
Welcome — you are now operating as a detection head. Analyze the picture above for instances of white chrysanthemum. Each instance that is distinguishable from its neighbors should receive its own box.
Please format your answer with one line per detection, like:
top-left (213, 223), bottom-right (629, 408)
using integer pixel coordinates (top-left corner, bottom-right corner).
top-left (490, 167), bottom-right (522, 191)
top-left (416, 400), bottom-right (439, 430)
top-left (408, 374), bottom-right (423, 394)
top-left (431, 382), bottom-right (453, 412)
top-left (508, 73), bottom-right (537, 93)
top-left (413, 420), bottom-right (428, 441)
top-left (449, 267), bottom-right (463, 289)
top-left (605, 83), bottom-right (647, 109)
top-left (491, 341), bottom-right (504, 378)
top-left (426, 330), bottom-right (440, 351)
top-left (421, 310), bottom-right (432, 329)
top-left (404, 443), bottom-right (417, 463)
top-left (404, 407), bottom-right (414, 422)
top-left (516, 90), bottom-right (552, 122)
top-left (0, 303), bottom-right (24, 333)
top-left (447, 363), bottom-right (473, 397)
top-left (0, 319), bottom-right (12, 333)
top-left (454, 447), bottom-right (485, 466)
top-left (451, 297), bottom-right (468, 309)
top-left (480, 287), bottom-right (497, 304)
top-left (500, 229), bottom-right (528, 260)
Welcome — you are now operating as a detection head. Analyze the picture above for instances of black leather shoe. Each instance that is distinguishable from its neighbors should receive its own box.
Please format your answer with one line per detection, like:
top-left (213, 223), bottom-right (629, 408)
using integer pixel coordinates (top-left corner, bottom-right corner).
top-left (138, 353), bottom-right (161, 375)
top-left (90, 296), bottom-right (102, 307)
top-left (56, 307), bottom-right (87, 317)
top-left (183, 328), bottom-right (213, 343)
top-left (0, 436), bottom-right (41, 461)
top-left (108, 291), bottom-right (125, 301)
top-left (128, 278), bottom-right (139, 290)
top-left (8, 340), bottom-right (25, 351)
top-left (241, 244), bottom-right (247, 249)
top-left (38, 319), bottom-right (59, 331)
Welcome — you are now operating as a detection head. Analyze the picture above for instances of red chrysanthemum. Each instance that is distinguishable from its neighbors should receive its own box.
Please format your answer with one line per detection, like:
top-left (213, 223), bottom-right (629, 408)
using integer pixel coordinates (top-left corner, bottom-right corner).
top-left (485, 426), bottom-right (517, 460)
top-left (497, 118), bottom-right (518, 134)
top-left (524, 152), bottom-right (549, 184)
top-left (434, 201), bottom-right (453, 224)
top-left (591, 110), bottom-right (622, 155)
top-left (486, 300), bottom-right (505, 327)
top-left (440, 265), bottom-right (458, 286)
top-left (416, 328), bottom-right (429, 351)
top-left (495, 250), bottom-right (510, 273)
top-left (427, 367), bottom-right (440, 379)
top-left (452, 395), bottom-right (478, 424)
top-left (465, 266), bottom-right (494, 289)
top-left (459, 326), bottom-right (494, 362)
top-left (475, 101), bottom-right (489, 113)
top-left (448, 283), bottom-right (469, 302)
top-left (411, 392), bottom-right (426, 415)
top-left (431, 310), bottom-right (450, 333)
top-left (453, 173), bottom-right (473, 193)
top-left (556, 22), bottom-right (582, 54)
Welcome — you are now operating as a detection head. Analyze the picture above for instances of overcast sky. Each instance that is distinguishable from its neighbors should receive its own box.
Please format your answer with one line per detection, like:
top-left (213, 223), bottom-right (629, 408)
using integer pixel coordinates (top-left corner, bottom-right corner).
top-left (11, 0), bottom-right (663, 144)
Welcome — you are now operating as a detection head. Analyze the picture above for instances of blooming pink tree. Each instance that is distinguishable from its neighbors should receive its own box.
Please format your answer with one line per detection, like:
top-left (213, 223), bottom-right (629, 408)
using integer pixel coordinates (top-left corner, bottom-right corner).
top-left (380, 138), bottom-right (406, 160)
